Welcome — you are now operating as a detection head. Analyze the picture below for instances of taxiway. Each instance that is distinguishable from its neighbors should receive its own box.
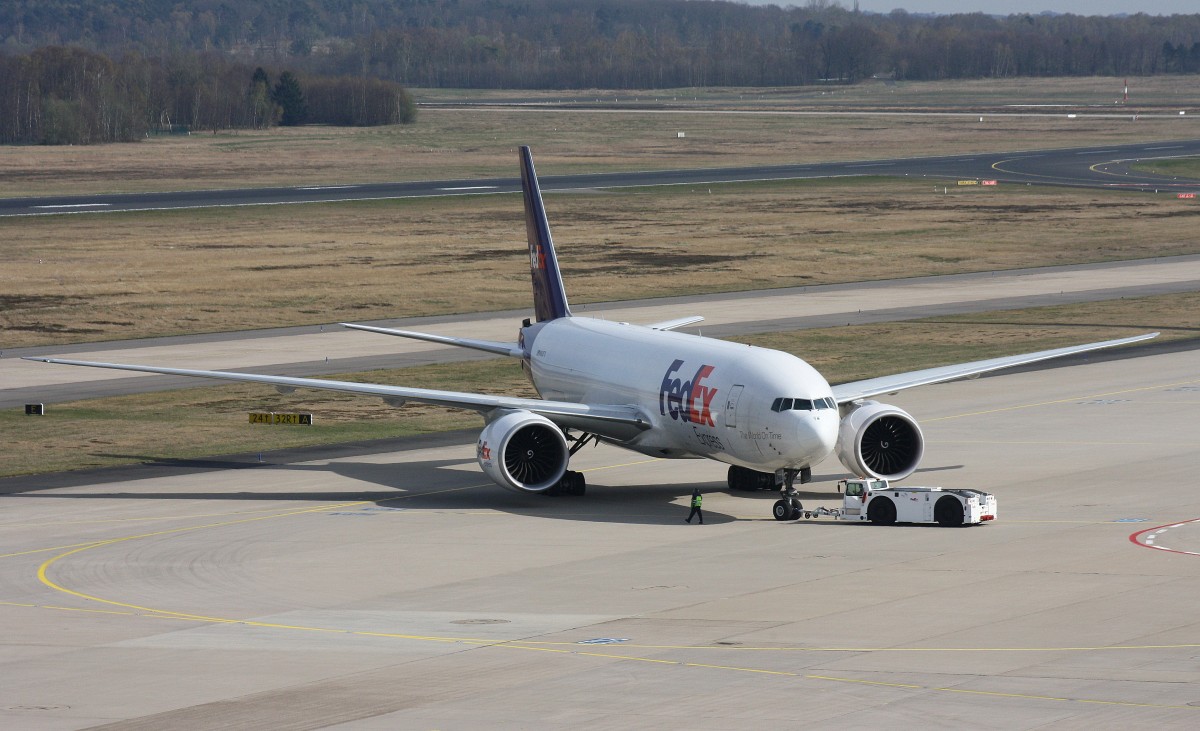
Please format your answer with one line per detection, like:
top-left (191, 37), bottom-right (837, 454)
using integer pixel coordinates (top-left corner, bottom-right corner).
top-left (3, 139), bottom-right (1199, 218)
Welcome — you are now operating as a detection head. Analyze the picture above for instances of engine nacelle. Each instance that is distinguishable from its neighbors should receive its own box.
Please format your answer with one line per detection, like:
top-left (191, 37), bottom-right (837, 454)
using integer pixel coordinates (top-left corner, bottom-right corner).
top-left (835, 400), bottom-right (924, 481)
top-left (477, 410), bottom-right (569, 493)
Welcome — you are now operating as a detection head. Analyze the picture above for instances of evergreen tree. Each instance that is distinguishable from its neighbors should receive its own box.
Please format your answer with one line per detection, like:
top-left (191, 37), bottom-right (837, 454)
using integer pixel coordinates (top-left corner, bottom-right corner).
top-left (273, 71), bottom-right (307, 126)
top-left (247, 67), bottom-right (278, 128)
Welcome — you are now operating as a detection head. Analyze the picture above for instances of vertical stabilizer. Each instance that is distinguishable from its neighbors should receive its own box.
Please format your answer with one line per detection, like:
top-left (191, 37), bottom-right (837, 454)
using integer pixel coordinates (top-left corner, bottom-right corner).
top-left (520, 146), bottom-right (572, 322)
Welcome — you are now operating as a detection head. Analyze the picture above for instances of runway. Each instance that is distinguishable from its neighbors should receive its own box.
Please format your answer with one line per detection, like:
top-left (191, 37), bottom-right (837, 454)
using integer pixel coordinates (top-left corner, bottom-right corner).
top-left (3, 139), bottom-right (1199, 218)
top-left (2, 344), bottom-right (1198, 728)
top-left (6, 253), bottom-right (1200, 409)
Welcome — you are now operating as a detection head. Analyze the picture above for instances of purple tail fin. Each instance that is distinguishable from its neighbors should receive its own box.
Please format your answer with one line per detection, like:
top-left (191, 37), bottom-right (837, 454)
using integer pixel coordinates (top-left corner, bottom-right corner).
top-left (520, 146), bottom-right (571, 322)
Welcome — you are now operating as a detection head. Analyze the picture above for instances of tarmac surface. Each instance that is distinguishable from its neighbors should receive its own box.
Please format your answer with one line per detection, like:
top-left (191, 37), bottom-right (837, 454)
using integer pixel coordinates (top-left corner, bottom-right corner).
top-left (2, 342), bottom-right (1198, 728)
top-left (3, 139), bottom-right (1199, 217)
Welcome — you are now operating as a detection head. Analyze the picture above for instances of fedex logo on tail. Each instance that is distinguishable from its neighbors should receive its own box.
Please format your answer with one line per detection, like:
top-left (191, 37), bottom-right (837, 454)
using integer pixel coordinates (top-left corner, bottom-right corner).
top-left (659, 360), bottom-right (718, 427)
top-left (530, 244), bottom-right (546, 270)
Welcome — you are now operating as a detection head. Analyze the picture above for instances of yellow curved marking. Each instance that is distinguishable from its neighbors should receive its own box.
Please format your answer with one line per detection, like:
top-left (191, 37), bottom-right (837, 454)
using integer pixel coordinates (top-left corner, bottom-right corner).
top-left (989, 156), bottom-right (1117, 186)
top-left (1088, 161), bottom-right (1129, 180)
top-left (2, 540), bottom-right (119, 560)
top-left (7, 503), bottom-right (334, 529)
top-left (23, 472), bottom-right (1200, 711)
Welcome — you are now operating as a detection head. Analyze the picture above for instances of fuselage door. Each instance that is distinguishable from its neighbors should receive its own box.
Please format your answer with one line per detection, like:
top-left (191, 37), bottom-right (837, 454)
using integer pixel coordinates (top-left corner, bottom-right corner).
top-left (724, 384), bottom-right (745, 428)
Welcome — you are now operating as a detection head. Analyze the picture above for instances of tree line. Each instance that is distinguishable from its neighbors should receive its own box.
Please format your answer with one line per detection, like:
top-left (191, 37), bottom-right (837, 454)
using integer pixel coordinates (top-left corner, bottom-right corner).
top-left (3, 1), bottom-right (1200, 88)
top-left (0, 46), bottom-right (417, 144)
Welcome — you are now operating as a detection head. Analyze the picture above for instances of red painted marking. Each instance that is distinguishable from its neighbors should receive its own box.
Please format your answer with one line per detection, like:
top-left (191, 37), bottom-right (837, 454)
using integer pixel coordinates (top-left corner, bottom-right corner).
top-left (1128, 517), bottom-right (1200, 556)
top-left (1178, 192), bottom-right (1196, 199)
top-left (981, 180), bottom-right (998, 186)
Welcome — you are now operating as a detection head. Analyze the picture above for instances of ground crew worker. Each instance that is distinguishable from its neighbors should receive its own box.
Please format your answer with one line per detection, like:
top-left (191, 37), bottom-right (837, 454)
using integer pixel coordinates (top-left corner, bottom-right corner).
top-left (685, 487), bottom-right (703, 524)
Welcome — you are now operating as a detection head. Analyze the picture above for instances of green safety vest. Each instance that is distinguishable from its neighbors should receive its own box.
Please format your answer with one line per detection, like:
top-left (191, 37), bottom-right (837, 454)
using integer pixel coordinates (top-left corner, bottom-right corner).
top-left (691, 494), bottom-right (702, 508)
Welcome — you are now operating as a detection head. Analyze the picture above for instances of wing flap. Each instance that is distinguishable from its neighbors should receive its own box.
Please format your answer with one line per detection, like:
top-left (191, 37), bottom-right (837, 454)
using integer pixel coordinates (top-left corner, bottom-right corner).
top-left (831, 332), bottom-right (1158, 404)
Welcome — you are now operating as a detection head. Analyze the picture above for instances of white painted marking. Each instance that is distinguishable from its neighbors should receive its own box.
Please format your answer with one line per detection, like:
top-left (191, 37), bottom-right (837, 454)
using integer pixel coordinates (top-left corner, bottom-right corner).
top-left (1078, 149), bottom-right (1117, 155)
top-left (846, 163), bottom-right (894, 168)
top-left (297, 185), bottom-right (358, 191)
top-left (33, 203), bottom-right (111, 209)
top-left (1147, 145), bottom-right (1184, 150)
top-left (437, 186), bottom-right (499, 191)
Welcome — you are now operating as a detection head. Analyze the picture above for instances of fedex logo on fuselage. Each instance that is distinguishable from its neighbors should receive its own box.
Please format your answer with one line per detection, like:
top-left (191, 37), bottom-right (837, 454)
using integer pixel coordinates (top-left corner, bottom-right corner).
top-left (659, 359), bottom-right (718, 427)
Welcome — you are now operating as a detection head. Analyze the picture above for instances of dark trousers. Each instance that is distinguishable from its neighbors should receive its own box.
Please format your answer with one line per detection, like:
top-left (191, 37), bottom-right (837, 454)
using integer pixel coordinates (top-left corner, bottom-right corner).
top-left (686, 506), bottom-right (703, 524)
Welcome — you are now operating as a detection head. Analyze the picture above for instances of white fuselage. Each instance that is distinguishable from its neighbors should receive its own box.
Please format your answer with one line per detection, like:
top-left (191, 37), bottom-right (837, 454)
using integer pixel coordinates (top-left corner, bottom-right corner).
top-left (525, 318), bottom-right (839, 472)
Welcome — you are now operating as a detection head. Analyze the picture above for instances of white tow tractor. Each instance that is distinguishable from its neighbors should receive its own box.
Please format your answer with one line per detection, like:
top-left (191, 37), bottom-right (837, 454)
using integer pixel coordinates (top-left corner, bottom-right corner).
top-left (779, 478), bottom-right (997, 526)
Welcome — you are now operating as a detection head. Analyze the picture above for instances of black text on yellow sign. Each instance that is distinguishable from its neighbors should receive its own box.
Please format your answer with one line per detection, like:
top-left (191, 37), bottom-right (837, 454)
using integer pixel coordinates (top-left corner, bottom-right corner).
top-left (249, 412), bottom-right (313, 425)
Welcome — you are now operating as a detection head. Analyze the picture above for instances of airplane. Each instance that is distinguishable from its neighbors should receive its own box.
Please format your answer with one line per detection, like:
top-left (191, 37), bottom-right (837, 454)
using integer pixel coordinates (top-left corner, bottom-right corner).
top-left (28, 146), bottom-right (1157, 520)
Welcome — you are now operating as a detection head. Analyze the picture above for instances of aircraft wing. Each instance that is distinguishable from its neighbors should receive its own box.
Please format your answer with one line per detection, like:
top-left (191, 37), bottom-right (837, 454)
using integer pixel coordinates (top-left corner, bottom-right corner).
top-left (24, 357), bottom-right (651, 439)
top-left (831, 332), bottom-right (1158, 404)
top-left (340, 323), bottom-right (523, 358)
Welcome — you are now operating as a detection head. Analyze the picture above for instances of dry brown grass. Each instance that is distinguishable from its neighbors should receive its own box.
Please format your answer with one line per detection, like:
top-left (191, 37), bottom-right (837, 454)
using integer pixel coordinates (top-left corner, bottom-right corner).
top-left (2, 76), bottom-right (1198, 197)
top-left (4, 177), bottom-right (1199, 347)
top-left (421, 76), bottom-right (1200, 109)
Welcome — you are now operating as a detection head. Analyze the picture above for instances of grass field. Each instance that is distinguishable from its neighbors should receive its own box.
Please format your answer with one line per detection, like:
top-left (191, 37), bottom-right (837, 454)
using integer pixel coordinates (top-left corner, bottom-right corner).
top-left (5, 177), bottom-right (1200, 348)
top-left (1130, 157), bottom-right (1200, 179)
top-left (5, 291), bottom-right (1195, 479)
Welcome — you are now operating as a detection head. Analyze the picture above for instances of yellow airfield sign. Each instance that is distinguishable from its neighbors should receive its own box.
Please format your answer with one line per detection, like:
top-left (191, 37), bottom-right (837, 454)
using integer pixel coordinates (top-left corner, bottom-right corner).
top-left (249, 412), bottom-right (313, 425)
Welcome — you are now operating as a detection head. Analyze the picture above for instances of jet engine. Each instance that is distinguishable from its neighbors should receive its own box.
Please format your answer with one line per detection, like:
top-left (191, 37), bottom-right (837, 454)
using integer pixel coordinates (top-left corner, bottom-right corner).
top-left (477, 410), bottom-right (569, 493)
top-left (835, 400), bottom-right (924, 481)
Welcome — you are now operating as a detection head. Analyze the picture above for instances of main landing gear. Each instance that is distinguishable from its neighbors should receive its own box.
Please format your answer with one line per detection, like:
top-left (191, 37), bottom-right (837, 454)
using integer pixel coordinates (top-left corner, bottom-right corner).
top-left (546, 470), bottom-right (586, 496)
top-left (543, 431), bottom-right (595, 496)
top-left (771, 467), bottom-right (811, 521)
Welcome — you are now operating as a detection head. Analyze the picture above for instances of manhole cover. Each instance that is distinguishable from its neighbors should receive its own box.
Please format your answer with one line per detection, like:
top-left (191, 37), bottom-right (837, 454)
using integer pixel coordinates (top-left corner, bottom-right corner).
top-left (450, 619), bottom-right (510, 625)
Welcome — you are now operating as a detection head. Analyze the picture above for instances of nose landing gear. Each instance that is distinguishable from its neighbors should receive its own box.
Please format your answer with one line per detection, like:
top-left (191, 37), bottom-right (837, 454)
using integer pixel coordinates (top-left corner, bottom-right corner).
top-left (771, 467), bottom-right (810, 521)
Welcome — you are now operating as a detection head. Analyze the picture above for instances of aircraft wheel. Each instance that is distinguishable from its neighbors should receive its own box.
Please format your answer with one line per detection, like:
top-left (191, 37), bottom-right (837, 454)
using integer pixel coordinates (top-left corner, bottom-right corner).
top-left (565, 471), bottom-right (586, 496)
top-left (789, 499), bottom-right (803, 520)
top-left (772, 500), bottom-right (793, 521)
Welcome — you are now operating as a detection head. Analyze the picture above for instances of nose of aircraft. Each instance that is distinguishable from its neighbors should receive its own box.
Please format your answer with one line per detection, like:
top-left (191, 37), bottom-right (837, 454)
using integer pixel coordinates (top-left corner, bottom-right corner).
top-left (791, 410), bottom-right (839, 464)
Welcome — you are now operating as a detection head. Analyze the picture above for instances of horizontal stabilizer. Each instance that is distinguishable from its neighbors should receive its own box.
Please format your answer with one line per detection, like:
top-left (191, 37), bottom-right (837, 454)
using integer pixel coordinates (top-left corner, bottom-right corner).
top-left (341, 323), bottom-right (523, 358)
top-left (646, 315), bottom-right (704, 331)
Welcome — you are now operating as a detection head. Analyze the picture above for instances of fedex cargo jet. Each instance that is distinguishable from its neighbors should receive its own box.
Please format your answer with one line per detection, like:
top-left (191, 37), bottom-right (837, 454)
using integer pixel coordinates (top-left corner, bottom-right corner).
top-left (29, 147), bottom-right (1155, 519)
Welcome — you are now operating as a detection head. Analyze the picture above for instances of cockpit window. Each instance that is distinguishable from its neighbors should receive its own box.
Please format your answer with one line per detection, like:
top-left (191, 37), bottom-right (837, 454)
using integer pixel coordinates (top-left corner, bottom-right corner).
top-left (772, 396), bottom-right (837, 412)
